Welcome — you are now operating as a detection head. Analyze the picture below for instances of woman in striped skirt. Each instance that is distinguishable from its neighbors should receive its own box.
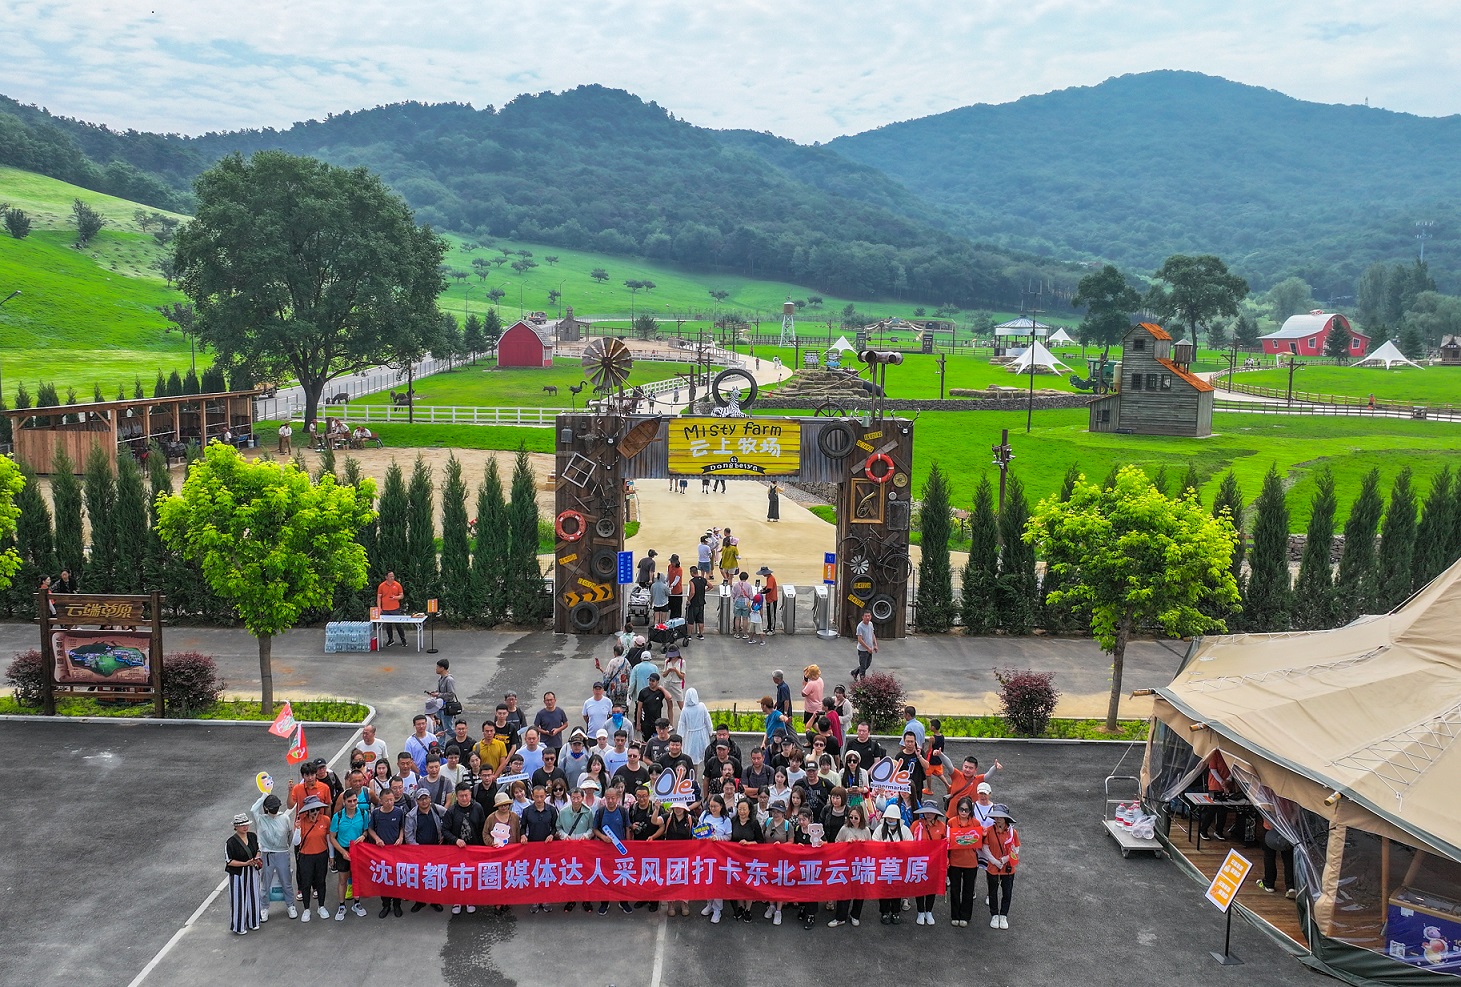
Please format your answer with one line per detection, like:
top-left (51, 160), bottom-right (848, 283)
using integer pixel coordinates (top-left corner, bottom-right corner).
top-left (226, 812), bottom-right (263, 935)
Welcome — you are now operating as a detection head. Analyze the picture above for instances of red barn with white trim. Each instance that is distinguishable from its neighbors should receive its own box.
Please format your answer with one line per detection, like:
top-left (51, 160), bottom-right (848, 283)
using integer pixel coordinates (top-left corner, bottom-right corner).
top-left (1260, 311), bottom-right (1368, 358)
top-left (497, 320), bottom-right (554, 368)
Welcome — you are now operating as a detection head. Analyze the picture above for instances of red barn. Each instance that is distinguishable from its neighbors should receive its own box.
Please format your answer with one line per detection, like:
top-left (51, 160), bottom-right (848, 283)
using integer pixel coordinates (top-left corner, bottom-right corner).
top-left (497, 319), bottom-right (554, 368)
top-left (1260, 311), bottom-right (1368, 358)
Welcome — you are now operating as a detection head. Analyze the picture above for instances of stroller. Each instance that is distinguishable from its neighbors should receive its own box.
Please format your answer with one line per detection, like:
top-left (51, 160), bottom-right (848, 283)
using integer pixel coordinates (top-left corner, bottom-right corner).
top-left (650, 618), bottom-right (689, 649)
top-left (627, 584), bottom-right (653, 626)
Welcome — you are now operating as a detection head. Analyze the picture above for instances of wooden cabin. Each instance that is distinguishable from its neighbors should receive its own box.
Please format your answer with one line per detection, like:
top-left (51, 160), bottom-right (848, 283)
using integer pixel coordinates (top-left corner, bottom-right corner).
top-left (3, 390), bottom-right (258, 474)
top-left (1088, 323), bottom-right (1214, 437)
top-left (1440, 335), bottom-right (1461, 366)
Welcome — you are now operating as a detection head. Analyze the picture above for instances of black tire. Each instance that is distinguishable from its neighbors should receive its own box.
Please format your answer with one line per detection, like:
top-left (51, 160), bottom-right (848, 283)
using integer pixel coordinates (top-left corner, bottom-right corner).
top-left (594, 516), bottom-right (618, 539)
top-left (817, 420), bottom-right (856, 459)
top-left (711, 368), bottom-right (759, 407)
top-left (868, 594), bottom-right (896, 623)
top-left (590, 548), bottom-right (619, 580)
top-left (570, 602), bottom-right (601, 632)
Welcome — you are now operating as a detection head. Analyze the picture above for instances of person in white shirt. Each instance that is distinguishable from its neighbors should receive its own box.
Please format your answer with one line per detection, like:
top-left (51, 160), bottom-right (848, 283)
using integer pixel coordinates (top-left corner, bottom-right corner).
top-left (353, 724), bottom-right (388, 768)
top-left (604, 730), bottom-right (632, 777)
top-left (439, 748), bottom-right (465, 787)
top-left (582, 681), bottom-right (613, 737)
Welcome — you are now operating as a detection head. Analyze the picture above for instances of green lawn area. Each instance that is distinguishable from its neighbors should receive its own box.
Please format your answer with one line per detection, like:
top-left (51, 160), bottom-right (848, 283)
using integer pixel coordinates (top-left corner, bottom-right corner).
top-left (256, 419), bottom-right (554, 452)
top-left (0, 695), bottom-right (368, 721)
top-left (910, 408), bottom-right (1461, 529)
top-left (1237, 362), bottom-right (1461, 407)
top-left (351, 358), bottom-right (675, 408)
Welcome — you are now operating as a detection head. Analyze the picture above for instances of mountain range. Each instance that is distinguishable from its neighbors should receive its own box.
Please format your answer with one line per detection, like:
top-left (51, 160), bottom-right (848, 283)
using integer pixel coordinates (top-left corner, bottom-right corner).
top-left (4, 70), bottom-right (1458, 304)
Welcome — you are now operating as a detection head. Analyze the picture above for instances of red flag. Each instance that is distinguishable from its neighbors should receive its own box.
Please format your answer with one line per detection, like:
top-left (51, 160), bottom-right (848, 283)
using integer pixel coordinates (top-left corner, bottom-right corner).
top-left (268, 701), bottom-right (297, 739)
top-left (286, 726), bottom-right (309, 764)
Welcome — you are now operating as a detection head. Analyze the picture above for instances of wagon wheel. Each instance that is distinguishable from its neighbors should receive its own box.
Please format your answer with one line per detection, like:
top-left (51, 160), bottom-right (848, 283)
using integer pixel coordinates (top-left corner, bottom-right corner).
top-left (876, 549), bottom-right (914, 585)
top-left (814, 400), bottom-right (850, 418)
top-left (583, 337), bottom-right (634, 393)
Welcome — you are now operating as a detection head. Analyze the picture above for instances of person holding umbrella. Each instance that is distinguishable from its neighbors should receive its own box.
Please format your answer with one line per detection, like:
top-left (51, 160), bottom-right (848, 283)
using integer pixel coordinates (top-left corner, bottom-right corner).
top-left (981, 804), bottom-right (1021, 929)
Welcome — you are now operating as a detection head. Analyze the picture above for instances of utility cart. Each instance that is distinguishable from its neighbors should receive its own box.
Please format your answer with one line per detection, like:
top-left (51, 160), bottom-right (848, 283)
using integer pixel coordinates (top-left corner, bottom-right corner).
top-left (1103, 770), bottom-right (1165, 859)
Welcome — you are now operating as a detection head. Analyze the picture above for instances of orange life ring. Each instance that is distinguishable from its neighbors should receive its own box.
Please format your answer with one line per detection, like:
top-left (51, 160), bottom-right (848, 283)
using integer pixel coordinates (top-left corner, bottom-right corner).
top-left (864, 453), bottom-right (895, 484)
top-left (555, 510), bottom-right (586, 542)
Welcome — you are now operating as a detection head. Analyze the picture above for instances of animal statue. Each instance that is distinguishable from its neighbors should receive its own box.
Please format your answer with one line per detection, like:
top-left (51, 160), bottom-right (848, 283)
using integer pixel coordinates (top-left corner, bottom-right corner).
top-left (543, 385), bottom-right (559, 396)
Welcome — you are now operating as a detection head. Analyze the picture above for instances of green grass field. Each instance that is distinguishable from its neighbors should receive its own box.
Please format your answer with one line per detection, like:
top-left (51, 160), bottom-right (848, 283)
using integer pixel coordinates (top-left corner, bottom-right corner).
top-left (1237, 362), bottom-right (1461, 407)
top-left (351, 358), bottom-right (673, 408)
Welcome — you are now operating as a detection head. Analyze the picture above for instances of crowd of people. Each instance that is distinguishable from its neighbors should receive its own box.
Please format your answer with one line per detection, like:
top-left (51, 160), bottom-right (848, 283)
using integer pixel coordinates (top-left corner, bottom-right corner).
top-left (227, 637), bottom-right (1019, 937)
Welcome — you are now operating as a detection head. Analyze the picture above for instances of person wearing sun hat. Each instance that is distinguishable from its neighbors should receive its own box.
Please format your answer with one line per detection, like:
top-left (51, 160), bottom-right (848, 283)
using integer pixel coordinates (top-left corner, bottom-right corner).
top-left (980, 804), bottom-right (1020, 929)
top-left (226, 812), bottom-right (263, 935)
top-left (910, 798), bottom-right (948, 926)
top-left (874, 801), bottom-right (913, 924)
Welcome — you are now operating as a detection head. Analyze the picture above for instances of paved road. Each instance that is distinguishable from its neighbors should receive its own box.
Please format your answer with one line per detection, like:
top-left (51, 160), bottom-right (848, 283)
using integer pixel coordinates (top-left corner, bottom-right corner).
top-left (11, 727), bottom-right (1308, 987)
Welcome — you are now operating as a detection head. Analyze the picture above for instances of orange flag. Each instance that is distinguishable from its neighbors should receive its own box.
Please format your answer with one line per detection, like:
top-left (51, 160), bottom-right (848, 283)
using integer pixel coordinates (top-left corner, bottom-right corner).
top-left (268, 701), bottom-right (297, 739)
top-left (286, 726), bottom-right (309, 765)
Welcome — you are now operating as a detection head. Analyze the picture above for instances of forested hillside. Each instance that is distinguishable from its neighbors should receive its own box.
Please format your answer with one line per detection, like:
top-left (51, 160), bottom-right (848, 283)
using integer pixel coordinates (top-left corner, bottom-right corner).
top-left (830, 70), bottom-right (1461, 297)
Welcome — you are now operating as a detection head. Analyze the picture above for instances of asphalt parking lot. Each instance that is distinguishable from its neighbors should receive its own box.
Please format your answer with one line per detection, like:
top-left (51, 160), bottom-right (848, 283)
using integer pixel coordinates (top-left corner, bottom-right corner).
top-left (4, 721), bottom-right (1314, 987)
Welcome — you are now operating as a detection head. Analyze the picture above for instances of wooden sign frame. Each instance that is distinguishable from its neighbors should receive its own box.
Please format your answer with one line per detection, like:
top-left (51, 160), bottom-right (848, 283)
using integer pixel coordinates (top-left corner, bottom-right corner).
top-left (39, 591), bottom-right (165, 717)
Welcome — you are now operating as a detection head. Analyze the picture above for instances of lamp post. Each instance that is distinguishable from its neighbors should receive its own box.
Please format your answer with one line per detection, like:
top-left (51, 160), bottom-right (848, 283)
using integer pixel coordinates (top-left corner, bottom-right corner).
top-left (935, 352), bottom-right (947, 400)
top-left (991, 429), bottom-right (1015, 513)
top-left (1284, 355), bottom-right (1304, 406)
top-left (557, 278), bottom-right (567, 318)
top-left (1026, 320), bottom-right (1039, 434)
top-left (0, 290), bottom-right (20, 402)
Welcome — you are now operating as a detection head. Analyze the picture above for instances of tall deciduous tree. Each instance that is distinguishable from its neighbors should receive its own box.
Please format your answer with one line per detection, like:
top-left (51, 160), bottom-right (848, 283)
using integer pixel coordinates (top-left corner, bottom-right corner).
top-left (1027, 466), bottom-right (1239, 732)
top-left (1293, 470), bottom-right (1338, 631)
top-left (51, 449), bottom-right (84, 578)
top-left (1266, 277), bottom-right (1315, 324)
top-left (1335, 468), bottom-right (1383, 621)
top-left (1374, 468), bottom-right (1418, 612)
top-left (473, 458), bottom-right (509, 623)
top-left (996, 475), bottom-right (1037, 635)
top-left (959, 476), bottom-right (999, 635)
top-left (157, 445), bottom-right (374, 713)
top-left (82, 445), bottom-right (117, 592)
top-left (504, 447), bottom-right (547, 624)
top-left (1071, 265), bottom-right (1140, 359)
top-left (440, 455), bottom-right (472, 620)
top-left (914, 462), bottom-right (955, 632)
top-left (1412, 468), bottom-right (1457, 591)
top-left (112, 454), bottom-right (150, 593)
top-left (1147, 254), bottom-right (1249, 341)
top-left (71, 197), bottom-right (105, 246)
top-left (173, 151), bottom-right (447, 426)
top-left (0, 457), bottom-right (22, 597)
top-left (1243, 465), bottom-right (1292, 632)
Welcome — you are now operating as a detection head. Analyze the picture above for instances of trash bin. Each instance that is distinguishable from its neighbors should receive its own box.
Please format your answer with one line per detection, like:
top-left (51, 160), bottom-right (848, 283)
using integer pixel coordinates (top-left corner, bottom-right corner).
top-left (813, 585), bottom-right (838, 640)
top-left (781, 584), bottom-right (797, 635)
top-left (717, 582), bottom-right (733, 636)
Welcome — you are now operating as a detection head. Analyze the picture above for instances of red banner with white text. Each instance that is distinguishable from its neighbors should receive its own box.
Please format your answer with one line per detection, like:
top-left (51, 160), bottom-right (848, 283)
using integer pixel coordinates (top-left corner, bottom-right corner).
top-left (352, 840), bottom-right (946, 904)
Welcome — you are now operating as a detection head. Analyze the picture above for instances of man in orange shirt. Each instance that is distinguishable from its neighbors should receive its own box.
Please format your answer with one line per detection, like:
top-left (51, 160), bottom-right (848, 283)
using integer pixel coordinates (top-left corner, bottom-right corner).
top-left (758, 566), bottom-right (778, 635)
top-left (377, 570), bottom-right (406, 647)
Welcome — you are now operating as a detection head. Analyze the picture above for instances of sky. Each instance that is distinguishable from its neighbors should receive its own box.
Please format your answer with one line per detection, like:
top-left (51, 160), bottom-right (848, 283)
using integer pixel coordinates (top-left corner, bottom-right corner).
top-left (3, 1), bottom-right (1456, 142)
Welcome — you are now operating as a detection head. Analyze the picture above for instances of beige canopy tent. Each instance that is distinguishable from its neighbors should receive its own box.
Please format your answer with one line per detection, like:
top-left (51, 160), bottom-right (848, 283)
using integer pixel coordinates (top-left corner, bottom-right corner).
top-left (1147, 556), bottom-right (1461, 984)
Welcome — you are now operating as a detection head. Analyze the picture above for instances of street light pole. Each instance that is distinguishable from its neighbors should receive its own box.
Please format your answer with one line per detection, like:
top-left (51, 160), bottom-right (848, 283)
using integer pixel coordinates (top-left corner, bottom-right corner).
top-left (991, 429), bottom-right (1014, 513)
top-left (557, 278), bottom-right (567, 318)
top-left (936, 352), bottom-right (947, 400)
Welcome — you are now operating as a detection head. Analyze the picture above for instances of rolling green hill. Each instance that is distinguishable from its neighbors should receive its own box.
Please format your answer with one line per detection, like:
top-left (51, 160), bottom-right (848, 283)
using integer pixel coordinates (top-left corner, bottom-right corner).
top-left (830, 70), bottom-right (1461, 298)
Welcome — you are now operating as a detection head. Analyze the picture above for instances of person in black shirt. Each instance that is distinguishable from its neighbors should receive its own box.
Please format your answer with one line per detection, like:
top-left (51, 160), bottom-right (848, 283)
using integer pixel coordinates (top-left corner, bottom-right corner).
top-left (472, 764), bottom-right (499, 810)
top-left (636, 673), bottom-right (675, 741)
top-left (627, 785), bottom-right (664, 909)
top-left (702, 725), bottom-right (743, 766)
top-left (703, 743), bottom-right (742, 788)
top-left (792, 807), bottom-right (820, 928)
top-left (893, 731), bottom-right (929, 802)
top-left (502, 692), bottom-right (529, 741)
top-left (655, 734), bottom-right (695, 776)
top-left (741, 747), bottom-right (773, 791)
top-left (728, 799), bottom-right (764, 922)
top-left (519, 785), bottom-right (558, 914)
top-left (843, 722), bottom-right (885, 767)
top-left (769, 736), bottom-right (801, 771)
top-left (441, 784), bottom-right (489, 916)
top-left (644, 719), bottom-right (674, 763)
top-left (491, 703), bottom-right (521, 754)
top-left (405, 790), bottom-right (448, 913)
top-left (531, 747), bottom-right (568, 791)
top-left (613, 748), bottom-right (652, 792)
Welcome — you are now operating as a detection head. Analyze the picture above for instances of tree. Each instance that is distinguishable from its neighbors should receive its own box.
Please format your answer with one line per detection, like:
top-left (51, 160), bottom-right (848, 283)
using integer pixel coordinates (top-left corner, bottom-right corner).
top-left (9, 466), bottom-right (53, 612)
top-left (1151, 466), bottom-right (1170, 498)
top-left (463, 314), bottom-right (485, 363)
top-left (1233, 313), bottom-right (1261, 351)
top-left (1399, 324), bottom-right (1427, 361)
top-left (1335, 468), bottom-right (1383, 621)
top-left (544, 256), bottom-right (559, 266)
top-left (1324, 319), bottom-right (1352, 361)
top-left (112, 454), bottom-right (150, 594)
top-left (1293, 470), bottom-right (1338, 631)
top-left (914, 462), bottom-right (956, 632)
top-left (0, 457), bottom-right (23, 598)
top-left (3, 207), bottom-right (31, 239)
top-left (996, 475), bottom-right (1037, 635)
top-left (1266, 277), bottom-right (1315, 324)
top-left (590, 268), bottom-right (610, 283)
top-left (1412, 468), bottom-right (1457, 592)
top-left (1374, 468), bottom-right (1418, 612)
top-left (1147, 255), bottom-right (1249, 341)
top-left (1027, 466), bottom-right (1239, 732)
top-left (472, 458), bottom-right (509, 623)
top-left (708, 289), bottom-right (730, 305)
top-left (405, 456), bottom-right (439, 605)
top-left (173, 151), bottom-right (447, 427)
top-left (71, 198), bottom-right (106, 246)
top-left (959, 476), bottom-right (999, 635)
top-left (1071, 265), bottom-right (1141, 357)
top-left (82, 445), bottom-right (117, 592)
top-left (504, 447), bottom-right (548, 624)
top-left (1243, 465), bottom-right (1292, 632)
top-left (158, 444), bottom-right (374, 714)
top-left (51, 449), bottom-right (84, 577)
top-left (1181, 463), bottom-right (1201, 498)
top-left (633, 313), bottom-right (658, 339)
top-left (482, 308), bottom-right (504, 346)
top-left (1040, 464), bottom-right (1083, 633)
top-left (440, 456), bottom-right (472, 620)
top-left (1211, 470), bottom-right (1246, 585)
top-left (375, 462), bottom-right (409, 578)
top-left (487, 287), bottom-right (506, 304)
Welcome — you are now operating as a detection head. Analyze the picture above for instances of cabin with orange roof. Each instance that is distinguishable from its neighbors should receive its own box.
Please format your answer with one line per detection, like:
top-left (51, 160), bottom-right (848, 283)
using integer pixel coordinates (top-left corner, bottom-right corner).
top-left (1088, 323), bottom-right (1214, 437)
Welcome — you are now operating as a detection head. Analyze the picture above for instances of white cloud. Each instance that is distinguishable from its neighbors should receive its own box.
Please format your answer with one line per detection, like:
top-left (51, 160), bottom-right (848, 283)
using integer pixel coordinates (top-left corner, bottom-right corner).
top-left (1, 0), bottom-right (1456, 141)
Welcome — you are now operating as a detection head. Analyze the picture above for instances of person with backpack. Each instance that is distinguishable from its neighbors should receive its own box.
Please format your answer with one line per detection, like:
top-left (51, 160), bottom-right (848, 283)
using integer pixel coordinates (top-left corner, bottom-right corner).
top-left (593, 787), bottom-right (635, 915)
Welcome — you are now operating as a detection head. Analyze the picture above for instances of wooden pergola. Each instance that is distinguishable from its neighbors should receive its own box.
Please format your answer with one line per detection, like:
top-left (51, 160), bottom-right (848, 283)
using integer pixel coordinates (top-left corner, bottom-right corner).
top-left (4, 390), bottom-right (259, 474)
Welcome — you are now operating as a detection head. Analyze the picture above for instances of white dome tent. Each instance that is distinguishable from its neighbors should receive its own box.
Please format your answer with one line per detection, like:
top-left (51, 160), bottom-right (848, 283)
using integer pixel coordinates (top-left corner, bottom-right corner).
top-left (1352, 340), bottom-right (1423, 370)
top-left (1006, 340), bottom-right (1071, 376)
